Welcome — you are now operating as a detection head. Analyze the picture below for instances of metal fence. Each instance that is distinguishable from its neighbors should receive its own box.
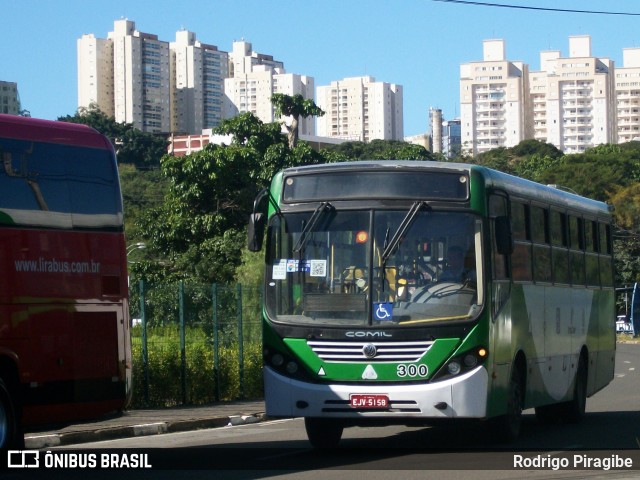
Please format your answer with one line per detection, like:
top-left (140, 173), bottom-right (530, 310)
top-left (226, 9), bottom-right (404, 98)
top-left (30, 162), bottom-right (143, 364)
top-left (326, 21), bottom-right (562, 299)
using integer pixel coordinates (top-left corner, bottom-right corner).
top-left (129, 280), bottom-right (263, 408)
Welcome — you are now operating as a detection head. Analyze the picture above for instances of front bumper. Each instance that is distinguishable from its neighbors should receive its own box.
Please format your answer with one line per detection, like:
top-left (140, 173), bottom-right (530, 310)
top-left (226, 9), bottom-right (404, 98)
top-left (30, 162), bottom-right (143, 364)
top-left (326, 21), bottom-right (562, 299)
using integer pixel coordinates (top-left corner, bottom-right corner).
top-left (264, 365), bottom-right (488, 419)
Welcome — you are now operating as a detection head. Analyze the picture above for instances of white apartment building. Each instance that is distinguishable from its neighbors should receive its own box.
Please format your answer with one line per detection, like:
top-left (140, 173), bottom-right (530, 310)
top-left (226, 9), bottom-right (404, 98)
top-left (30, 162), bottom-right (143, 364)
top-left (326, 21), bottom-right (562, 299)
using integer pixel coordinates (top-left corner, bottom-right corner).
top-left (530, 36), bottom-right (616, 153)
top-left (171, 30), bottom-right (228, 134)
top-left (616, 47), bottom-right (640, 143)
top-left (462, 36), bottom-right (618, 155)
top-left (109, 19), bottom-right (171, 133)
top-left (223, 41), bottom-right (316, 136)
top-left (77, 35), bottom-right (114, 117)
top-left (79, 20), bottom-right (172, 133)
top-left (460, 40), bottom-right (532, 156)
top-left (316, 76), bottom-right (403, 142)
top-left (79, 19), bottom-right (228, 135)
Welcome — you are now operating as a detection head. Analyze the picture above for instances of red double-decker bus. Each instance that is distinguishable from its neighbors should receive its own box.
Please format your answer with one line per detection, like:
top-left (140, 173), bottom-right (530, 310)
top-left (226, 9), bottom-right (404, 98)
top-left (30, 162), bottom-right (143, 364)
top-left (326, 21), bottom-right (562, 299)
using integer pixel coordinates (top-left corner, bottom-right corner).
top-left (0, 114), bottom-right (131, 449)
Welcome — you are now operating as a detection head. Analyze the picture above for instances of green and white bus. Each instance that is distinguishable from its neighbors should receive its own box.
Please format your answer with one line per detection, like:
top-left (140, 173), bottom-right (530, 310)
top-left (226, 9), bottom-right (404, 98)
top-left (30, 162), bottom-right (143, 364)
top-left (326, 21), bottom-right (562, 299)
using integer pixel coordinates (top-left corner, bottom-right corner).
top-left (248, 161), bottom-right (615, 447)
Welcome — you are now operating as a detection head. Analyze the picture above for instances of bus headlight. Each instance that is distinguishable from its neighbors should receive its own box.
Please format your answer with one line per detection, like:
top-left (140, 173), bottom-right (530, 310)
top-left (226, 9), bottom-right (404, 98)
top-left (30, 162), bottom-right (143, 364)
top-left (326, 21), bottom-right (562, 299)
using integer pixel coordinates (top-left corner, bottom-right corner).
top-left (447, 361), bottom-right (462, 375)
top-left (286, 361), bottom-right (299, 374)
top-left (463, 354), bottom-right (478, 368)
top-left (271, 354), bottom-right (284, 367)
top-left (431, 346), bottom-right (489, 383)
top-left (264, 346), bottom-right (309, 380)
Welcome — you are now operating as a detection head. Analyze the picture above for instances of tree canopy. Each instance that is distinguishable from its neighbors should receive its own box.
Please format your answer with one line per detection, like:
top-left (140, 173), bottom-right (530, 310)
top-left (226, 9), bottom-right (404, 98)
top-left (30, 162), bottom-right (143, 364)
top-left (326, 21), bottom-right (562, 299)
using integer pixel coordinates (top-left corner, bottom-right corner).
top-left (271, 93), bottom-right (324, 149)
top-left (58, 104), bottom-right (168, 168)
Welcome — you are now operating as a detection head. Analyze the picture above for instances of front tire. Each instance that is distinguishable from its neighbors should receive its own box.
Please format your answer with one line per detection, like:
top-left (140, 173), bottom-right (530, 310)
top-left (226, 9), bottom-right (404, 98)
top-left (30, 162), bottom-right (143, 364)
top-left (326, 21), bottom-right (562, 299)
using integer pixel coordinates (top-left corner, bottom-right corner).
top-left (304, 417), bottom-right (343, 448)
top-left (0, 378), bottom-right (23, 450)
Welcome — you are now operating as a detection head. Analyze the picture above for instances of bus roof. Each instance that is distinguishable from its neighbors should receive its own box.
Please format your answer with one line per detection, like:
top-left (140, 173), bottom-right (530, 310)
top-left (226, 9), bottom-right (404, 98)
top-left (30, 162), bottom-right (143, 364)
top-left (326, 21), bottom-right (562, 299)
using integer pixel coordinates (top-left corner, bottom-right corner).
top-left (0, 114), bottom-right (112, 150)
top-left (278, 160), bottom-right (612, 217)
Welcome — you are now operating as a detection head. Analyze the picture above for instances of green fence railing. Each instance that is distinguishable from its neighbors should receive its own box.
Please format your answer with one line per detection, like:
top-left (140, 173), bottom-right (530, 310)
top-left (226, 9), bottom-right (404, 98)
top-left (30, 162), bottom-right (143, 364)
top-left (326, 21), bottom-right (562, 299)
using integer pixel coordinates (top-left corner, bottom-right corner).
top-left (129, 280), bottom-right (263, 408)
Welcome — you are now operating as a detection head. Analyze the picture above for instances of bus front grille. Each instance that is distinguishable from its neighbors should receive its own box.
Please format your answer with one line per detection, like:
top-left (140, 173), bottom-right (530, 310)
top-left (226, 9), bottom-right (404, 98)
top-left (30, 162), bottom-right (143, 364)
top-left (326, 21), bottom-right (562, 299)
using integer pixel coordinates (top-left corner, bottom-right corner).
top-left (307, 340), bottom-right (434, 363)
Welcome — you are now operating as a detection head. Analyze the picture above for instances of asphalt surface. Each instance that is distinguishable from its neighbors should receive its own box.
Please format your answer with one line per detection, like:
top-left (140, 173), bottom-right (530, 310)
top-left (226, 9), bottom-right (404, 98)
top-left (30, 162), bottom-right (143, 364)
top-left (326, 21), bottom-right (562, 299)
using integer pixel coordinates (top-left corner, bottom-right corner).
top-left (22, 400), bottom-right (267, 449)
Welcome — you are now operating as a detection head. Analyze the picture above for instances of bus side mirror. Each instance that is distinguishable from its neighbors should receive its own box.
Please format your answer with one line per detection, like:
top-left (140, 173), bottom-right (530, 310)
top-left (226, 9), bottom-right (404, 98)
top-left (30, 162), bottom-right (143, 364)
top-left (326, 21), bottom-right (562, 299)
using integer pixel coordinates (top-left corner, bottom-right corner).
top-left (247, 213), bottom-right (265, 252)
top-left (495, 216), bottom-right (514, 255)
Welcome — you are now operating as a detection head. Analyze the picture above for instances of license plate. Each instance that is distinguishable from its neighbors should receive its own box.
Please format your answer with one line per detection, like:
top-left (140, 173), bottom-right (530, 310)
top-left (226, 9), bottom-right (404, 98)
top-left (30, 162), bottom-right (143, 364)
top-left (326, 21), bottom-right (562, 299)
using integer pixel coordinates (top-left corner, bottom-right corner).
top-left (349, 394), bottom-right (389, 409)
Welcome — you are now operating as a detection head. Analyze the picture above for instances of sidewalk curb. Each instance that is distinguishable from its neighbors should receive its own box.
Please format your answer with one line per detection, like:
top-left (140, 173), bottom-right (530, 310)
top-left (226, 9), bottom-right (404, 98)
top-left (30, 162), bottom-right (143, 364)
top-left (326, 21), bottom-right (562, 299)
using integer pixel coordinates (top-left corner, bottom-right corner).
top-left (24, 412), bottom-right (267, 449)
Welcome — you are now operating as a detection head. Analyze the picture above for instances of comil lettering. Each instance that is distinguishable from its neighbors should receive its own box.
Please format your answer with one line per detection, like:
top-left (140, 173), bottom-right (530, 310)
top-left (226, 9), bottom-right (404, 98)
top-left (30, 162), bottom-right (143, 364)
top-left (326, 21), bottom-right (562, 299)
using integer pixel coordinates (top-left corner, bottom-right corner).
top-left (345, 331), bottom-right (392, 338)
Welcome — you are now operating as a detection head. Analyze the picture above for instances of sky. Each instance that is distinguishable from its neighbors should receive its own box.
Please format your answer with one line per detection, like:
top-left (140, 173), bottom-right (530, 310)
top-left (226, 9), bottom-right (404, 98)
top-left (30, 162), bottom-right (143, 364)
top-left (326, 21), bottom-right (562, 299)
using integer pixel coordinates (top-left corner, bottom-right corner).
top-left (3, 0), bottom-right (640, 137)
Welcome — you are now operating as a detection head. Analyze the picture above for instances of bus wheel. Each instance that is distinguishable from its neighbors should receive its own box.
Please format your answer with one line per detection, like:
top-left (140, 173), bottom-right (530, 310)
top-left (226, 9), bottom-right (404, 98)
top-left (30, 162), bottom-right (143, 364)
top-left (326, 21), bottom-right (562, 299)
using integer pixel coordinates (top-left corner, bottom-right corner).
top-left (491, 363), bottom-right (524, 443)
top-left (0, 378), bottom-right (23, 450)
top-left (304, 417), bottom-right (343, 448)
top-left (559, 355), bottom-right (587, 423)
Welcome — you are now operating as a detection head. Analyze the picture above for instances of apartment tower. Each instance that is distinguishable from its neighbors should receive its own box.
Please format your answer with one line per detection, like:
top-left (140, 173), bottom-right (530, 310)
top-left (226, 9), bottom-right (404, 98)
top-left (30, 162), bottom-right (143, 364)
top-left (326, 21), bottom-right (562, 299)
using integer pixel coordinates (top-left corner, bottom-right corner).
top-left (616, 47), bottom-right (640, 143)
top-left (530, 36), bottom-right (616, 153)
top-left (170, 30), bottom-right (228, 134)
top-left (223, 41), bottom-right (316, 135)
top-left (316, 76), bottom-right (404, 141)
top-left (460, 39), bottom-right (532, 156)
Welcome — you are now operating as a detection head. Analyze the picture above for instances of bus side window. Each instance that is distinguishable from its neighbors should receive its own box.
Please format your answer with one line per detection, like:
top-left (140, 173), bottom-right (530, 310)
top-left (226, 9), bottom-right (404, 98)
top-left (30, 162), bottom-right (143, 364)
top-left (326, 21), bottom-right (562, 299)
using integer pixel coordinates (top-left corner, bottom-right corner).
top-left (550, 209), bottom-right (569, 284)
top-left (511, 201), bottom-right (532, 282)
top-left (569, 215), bottom-right (585, 286)
top-left (489, 194), bottom-right (509, 280)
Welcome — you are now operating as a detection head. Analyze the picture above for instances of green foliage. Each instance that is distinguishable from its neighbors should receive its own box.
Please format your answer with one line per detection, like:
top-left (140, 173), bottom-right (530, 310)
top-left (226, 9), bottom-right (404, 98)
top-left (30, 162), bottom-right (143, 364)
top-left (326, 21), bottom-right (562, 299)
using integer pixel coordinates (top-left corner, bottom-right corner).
top-left (271, 93), bottom-right (325, 149)
top-left (58, 103), bottom-right (168, 168)
top-left (130, 326), bottom-right (263, 408)
top-left (132, 113), bottom-right (328, 285)
top-left (271, 93), bottom-right (325, 119)
top-left (321, 139), bottom-right (433, 161)
top-left (537, 154), bottom-right (636, 201)
top-left (119, 164), bottom-right (168, 243)
top-left (511, 139), bottom-right (563, 159)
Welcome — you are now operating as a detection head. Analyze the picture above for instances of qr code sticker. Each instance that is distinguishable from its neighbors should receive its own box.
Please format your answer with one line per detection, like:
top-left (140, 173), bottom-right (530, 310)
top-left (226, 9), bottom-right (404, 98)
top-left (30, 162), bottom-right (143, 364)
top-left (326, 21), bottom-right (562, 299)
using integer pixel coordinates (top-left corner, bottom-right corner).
top-left (310, 260), bottom-right (327, 277)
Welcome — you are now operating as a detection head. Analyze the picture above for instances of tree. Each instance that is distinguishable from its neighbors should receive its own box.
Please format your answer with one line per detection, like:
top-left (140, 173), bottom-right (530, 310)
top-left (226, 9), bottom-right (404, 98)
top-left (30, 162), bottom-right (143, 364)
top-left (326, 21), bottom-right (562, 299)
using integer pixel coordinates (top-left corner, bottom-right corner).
top-left (133, 113), bottom-right (322, 285)
top-left (58, 104), bottom-right (168, 168)
top-left (321, 139), bottom-right (433, 161)
top-left (118, 164), bottom-right (168, 242)
top-left (271, 93), bottom-right (325, 149)
top-left (607, 184), bottom-right (640, 286)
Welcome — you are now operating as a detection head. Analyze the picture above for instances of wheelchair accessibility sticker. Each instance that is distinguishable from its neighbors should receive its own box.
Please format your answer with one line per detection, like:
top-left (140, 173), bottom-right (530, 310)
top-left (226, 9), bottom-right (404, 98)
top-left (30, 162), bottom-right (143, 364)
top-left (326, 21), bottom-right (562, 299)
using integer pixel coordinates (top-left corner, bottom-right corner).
top-left (374, 302), bottom-right (393, 322)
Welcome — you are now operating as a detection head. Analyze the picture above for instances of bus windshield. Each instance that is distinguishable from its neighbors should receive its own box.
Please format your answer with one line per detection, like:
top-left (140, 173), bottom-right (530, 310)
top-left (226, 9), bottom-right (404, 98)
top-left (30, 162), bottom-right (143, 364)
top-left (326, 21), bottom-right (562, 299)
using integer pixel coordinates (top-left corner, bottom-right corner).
top-left (265, 208), bottom-right (484, 327)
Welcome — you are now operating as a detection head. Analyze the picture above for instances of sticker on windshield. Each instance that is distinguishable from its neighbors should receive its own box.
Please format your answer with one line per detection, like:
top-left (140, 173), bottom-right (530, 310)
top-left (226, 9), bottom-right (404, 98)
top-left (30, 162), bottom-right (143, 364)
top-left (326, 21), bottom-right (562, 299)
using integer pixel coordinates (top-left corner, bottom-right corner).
top-left (374, 302), bottom-right (394, 322)
top-left (309, 260), bottom-right (326, 277)
top-left (280, 259), bottom-right (327, 277)
top-left (272, 260), bottom-right (287, 280)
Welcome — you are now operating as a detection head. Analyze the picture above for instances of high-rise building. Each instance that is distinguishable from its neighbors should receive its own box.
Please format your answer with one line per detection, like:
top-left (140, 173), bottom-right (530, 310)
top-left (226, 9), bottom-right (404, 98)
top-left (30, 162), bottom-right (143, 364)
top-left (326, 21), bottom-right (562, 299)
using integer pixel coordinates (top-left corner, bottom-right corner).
top-left (109, 20), bottom-right (171, 133)
top-left (78, 24), bottom-right (317, 136)
top-left (530, 36), bottom-right (616, 153)
top-left (442, 118), bottom-right (462, 159)
top-left (223, 41), bottom-right (316, 136)
top-left (79, 20), bottom-right (171, 133)
top-left (0, 81), bottom-right (20, 115)
top-left (460, 40), bottom-right (532, 156)
top-left (171, 30), bottom-right (228, 134)
top-left (79, 19), bottom-right (229, 134)
top-left (461, 36), bottom-right (618, 155)
top-left (316, 76), bottom-right (403, 141)
top-left (428, 108), bottom-right (461, 158)
top-left (77, 34), bottom-right (114, 117)
top-left (616, 47), bottom-right (640, 143)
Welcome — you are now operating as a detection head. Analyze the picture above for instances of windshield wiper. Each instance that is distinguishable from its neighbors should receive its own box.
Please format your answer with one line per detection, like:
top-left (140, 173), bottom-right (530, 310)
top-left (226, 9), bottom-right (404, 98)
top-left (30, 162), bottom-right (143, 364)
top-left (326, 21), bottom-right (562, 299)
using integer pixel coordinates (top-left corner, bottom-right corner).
top-left (381, 201), bottom-right (429, 264)
top-left (293, 202), bottom-right (334, 253)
